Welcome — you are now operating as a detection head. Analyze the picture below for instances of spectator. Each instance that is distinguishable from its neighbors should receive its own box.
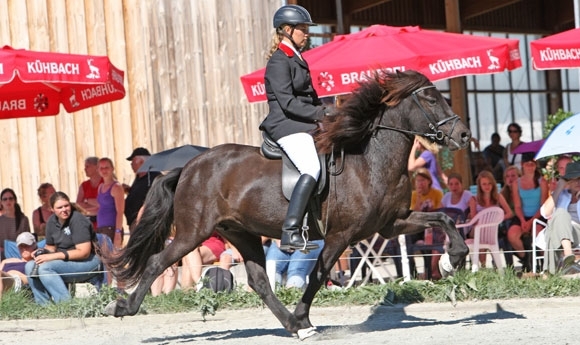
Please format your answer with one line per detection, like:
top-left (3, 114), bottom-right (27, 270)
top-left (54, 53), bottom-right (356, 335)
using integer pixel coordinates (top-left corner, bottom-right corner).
top-left (123, 148), bottom-right (160, 232)
top-left (408, 137), bottom-right (447, 191)
top-left (180, 232), bottom-right (225, 290)
top-left (441, 172), bottom-right (472, 213)
top-left (408, 168), bottom-right (443, 279)
top-left (150, 232), bottom-right (178, 297)
top-left (483, 133), bottom-right (506, 184)
top-left (540, 161), bottom-right (580, 274)
top-left (548, 155), bottom-right (573, 192)
top-left (499, 165), bottom-right (521, 266)
top-left (76, 157), bottom-right (102, 229)
top-left (507, 152), bottom-right (548, 272)
top-left (0, 189), bottom-right (31, 260)
top-left (468, 170), bottom-right (514, 267)
top-left (266, 238), bottom-right (323, 289)
top-left (25, 192), bottom-right (102, 305)
top-left (219, 240), bottom-right (243, 271)
top-left (0, 232), bottom-right (37, 298)
top-left (31, 183), bottom-right (56, 240)
top-left (96, 158), bottom-right (125, 249)
top-left (503, 123), bottom-right (525, 169)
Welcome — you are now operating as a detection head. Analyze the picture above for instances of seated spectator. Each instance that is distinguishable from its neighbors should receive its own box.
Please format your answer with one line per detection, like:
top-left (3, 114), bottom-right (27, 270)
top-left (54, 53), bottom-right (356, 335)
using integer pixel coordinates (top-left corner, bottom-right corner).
top-left (0, 188), bottom-right (31, 260)
top-left (32, 183), bottom-right (56, 241)
top-left (409, 168), bottom-right (443, 279)
top-left (150, 233), bottom-right (178, 297)
top-left (499, 165), bottom-right (521, 266)
top-left (0, 232), bottom-right (37, 298)
top-left (25, 192), bottom-right (102, 305)
top-left (507, 152), bottom-right (548, 272)
top-left (180, 232), bottom-right (225, 290)
top-left (540, 161), bottom-right (580, 274)
top-left (441, 172), bottom-right (472, 213)
top-left (548, 155), bottom-right (573, 192)
top-left (468, 170), bottom-right (513, 268)
top-left (219, 240), bottom-right (243, 271)
top-left (266, 238), bottom-right (324, 289)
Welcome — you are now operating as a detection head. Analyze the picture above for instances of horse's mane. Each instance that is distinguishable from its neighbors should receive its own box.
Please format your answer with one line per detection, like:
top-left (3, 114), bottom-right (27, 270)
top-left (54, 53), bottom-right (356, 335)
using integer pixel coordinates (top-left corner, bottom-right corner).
top-left (315, 70), bottom-right (431, 154)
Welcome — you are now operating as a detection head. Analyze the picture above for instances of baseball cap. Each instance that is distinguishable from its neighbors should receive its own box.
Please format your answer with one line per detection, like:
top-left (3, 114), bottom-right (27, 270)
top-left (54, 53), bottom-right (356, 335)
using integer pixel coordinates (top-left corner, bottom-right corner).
top-left (16, 232), bottom-right (37, 247)
top-left (126, 147), bottom-right (151, 161)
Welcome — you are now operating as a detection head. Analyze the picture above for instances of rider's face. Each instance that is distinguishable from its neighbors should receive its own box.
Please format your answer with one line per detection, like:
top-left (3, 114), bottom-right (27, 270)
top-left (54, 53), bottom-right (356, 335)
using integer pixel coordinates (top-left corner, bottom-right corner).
top-left (290, 24), bottom-right (309, 49)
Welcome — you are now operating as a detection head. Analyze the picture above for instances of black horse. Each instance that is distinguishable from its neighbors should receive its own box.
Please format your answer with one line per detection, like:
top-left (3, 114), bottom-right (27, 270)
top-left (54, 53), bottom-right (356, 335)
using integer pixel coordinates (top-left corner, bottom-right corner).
top-left (104, 70), bottom-right (471, 339)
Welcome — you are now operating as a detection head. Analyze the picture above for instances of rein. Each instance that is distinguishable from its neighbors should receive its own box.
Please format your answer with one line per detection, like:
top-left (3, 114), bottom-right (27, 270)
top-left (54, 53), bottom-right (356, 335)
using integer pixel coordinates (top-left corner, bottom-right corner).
top-left (373, 85), bottom-right (461, 148)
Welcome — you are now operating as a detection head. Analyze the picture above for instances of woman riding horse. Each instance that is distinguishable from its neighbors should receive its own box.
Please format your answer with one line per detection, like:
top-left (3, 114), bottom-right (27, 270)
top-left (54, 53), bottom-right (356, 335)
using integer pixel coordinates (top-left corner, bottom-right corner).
top-left (105, 70), bottom-right (471, 340)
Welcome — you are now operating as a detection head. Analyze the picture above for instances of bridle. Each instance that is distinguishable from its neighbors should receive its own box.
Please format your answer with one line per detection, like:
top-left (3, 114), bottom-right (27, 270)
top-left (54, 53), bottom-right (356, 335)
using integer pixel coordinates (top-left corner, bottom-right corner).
top-left (373, 85), bottom-right (462, 149)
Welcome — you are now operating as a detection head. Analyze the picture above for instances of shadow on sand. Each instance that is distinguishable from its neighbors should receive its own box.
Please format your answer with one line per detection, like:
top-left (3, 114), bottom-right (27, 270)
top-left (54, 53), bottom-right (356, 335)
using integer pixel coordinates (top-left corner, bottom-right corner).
top-left (141, 302), bottom-right (526, 343)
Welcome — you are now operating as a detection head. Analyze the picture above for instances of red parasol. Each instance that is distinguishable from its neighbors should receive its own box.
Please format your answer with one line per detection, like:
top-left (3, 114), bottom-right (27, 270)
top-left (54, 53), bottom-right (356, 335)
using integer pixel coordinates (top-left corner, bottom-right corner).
top-left (0, 46), bottom-right (125, 119)
top-left (530, 28), bottom-right (580, 70)
top-left (241, 25), bottom-right (522, 103)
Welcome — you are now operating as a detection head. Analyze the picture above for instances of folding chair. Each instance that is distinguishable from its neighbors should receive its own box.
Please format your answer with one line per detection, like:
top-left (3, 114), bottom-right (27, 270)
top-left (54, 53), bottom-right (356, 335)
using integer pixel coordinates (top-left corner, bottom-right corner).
top-left (346, 234), bottom-right (393, 288)
top-left (532, 218), bottom-right (547, 273)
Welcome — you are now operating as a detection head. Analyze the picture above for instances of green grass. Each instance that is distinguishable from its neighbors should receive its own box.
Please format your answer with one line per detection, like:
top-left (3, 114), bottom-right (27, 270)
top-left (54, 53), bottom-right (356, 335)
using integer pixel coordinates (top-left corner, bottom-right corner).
top-left (2, 268), bottom-right (580, 321)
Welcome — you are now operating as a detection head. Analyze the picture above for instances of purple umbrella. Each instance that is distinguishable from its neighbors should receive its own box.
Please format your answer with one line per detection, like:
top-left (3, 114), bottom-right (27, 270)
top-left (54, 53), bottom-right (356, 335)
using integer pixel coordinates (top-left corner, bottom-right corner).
top-left (512, 139), bottom-right (546, 154)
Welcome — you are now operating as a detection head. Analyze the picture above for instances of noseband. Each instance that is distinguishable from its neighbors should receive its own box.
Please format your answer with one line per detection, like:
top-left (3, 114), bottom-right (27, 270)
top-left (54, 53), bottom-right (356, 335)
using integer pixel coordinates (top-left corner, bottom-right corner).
top-left (374, 85), bottom-right (461, 148)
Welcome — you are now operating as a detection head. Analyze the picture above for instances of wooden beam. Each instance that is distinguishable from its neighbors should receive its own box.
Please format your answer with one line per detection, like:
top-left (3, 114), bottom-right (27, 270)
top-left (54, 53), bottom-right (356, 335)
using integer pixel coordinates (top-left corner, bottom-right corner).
top-left (445, 0), bottom-right (472, 185)
top-left (462, 0), bottom-right (522, 20)
top-left (343, 0), bottom-right (392, 14)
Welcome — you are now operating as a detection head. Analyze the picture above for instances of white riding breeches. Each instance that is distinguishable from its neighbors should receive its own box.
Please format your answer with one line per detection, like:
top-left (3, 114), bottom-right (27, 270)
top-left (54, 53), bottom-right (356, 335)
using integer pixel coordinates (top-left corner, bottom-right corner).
top-left (277, 132), bottom-right (320, 180)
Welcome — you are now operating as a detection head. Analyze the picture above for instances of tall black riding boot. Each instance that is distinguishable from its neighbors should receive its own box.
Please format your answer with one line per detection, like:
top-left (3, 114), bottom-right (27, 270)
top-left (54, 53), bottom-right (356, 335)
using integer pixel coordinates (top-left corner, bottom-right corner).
top-left (280, 174), bottom-right (319, 251)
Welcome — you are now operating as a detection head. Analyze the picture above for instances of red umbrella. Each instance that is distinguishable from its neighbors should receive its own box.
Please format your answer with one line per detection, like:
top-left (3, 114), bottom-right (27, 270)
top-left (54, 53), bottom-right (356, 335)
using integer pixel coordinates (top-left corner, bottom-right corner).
top-left (530, 28), bottom-right (580, 70)
top-left (0, 46), bottom-right (125, 119)
top-left (241, 25), bottom-right (522, 103)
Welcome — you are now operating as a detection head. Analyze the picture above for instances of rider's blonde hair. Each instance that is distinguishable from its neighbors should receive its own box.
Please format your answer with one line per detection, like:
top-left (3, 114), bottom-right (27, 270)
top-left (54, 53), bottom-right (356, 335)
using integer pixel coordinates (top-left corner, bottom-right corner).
top-left (265, 28), bottom-right (285, 60)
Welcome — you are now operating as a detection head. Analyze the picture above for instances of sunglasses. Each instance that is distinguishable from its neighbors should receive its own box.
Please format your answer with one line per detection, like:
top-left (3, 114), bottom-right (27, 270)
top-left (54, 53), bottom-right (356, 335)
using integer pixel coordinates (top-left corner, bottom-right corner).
top-left (2, 196), bottom-right (15, 201)
top-left (508, 130), bottom-right (520, 134)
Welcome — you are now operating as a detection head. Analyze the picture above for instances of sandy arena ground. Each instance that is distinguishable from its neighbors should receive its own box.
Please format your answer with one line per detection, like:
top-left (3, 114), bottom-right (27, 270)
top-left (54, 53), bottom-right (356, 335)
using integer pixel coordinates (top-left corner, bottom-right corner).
top-left (1, 296), bottom-right (578, 345)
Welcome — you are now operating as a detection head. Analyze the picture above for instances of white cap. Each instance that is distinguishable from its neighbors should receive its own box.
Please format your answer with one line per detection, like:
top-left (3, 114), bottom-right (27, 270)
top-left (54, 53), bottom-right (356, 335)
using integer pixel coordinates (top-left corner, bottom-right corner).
top-left (16, 232), bottom-right (36, 246)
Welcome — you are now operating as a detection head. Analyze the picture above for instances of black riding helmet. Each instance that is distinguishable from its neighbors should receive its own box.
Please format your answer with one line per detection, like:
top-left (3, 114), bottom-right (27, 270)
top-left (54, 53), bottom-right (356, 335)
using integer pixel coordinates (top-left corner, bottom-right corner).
top-left (273, 5), bottom-right (317, 28)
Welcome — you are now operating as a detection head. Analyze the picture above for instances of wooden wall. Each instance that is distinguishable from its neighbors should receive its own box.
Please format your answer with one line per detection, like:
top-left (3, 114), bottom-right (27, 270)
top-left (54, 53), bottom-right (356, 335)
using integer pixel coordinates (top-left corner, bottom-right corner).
top-left (0, 0), bottom-right (277, 221)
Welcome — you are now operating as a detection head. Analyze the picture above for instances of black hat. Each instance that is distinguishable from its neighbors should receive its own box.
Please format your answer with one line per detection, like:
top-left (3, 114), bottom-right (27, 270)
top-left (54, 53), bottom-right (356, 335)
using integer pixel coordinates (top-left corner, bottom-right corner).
top-left (562, 161), bottom-right (580, 180)
top-left (126, 147), bottom-right (151, 161)
top-left (521, 152), bottom-right (536, 163)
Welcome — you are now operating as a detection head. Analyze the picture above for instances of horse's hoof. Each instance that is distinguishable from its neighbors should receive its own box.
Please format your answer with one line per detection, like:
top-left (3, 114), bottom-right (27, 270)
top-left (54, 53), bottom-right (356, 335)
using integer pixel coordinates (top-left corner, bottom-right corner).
top-left (296, 326), bottom-right (318, 340)
top-left (104, 300), bottom-right (118, 316)
top-left (439, 253), bottom-right (454, 278)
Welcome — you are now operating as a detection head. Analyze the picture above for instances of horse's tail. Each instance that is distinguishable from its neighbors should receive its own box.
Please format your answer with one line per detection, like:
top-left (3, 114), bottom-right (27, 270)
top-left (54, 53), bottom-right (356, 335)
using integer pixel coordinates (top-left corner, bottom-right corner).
top-left (105, 168), bottom-right (183, 287)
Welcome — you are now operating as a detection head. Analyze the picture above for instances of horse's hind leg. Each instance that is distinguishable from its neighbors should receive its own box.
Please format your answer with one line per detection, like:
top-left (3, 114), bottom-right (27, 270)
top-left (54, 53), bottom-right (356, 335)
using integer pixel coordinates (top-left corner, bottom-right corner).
top-left (223, 232), bottom-right (300, 334)
top-left (293, 238), bottom-right (350, 337)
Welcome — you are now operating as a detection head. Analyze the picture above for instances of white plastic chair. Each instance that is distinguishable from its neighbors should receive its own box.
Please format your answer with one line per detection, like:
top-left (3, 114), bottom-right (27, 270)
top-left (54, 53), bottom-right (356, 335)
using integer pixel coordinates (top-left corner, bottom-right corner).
top-left (456, 206), bottom-right (505, 273)
top-left (532, 219), bottom-right (548, 273)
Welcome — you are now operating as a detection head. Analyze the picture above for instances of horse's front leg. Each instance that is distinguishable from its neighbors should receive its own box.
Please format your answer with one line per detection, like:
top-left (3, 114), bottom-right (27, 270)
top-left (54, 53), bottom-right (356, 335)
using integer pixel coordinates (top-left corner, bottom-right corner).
top-left (225, 233), bottom-right (300, 335)
top-left (393, 211), bottom-right (468, 273)
top-left (293, 238), bottom-right (350, 339)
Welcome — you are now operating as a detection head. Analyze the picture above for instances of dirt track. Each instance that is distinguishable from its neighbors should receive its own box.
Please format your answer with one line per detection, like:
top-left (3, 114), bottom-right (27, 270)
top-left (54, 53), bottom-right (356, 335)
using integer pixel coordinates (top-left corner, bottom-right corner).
top-left (1, 297), bottom-right (578, 344)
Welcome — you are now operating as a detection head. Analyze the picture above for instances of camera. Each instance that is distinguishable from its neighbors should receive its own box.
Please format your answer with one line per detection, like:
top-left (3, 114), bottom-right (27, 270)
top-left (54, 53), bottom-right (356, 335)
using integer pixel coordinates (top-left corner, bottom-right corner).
top-left (30, 248), bottom-right (50, 277)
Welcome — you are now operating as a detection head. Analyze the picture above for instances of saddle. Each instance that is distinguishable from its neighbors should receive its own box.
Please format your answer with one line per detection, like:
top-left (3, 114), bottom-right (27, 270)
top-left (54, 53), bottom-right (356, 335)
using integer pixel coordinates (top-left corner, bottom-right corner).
top-left (260, 131), bottom-right (327, 235)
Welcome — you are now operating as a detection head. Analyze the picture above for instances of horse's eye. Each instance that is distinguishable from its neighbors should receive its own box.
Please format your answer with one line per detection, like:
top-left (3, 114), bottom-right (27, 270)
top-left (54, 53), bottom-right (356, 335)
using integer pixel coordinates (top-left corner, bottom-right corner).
top-left (427, 97), bottom-right (437, 106)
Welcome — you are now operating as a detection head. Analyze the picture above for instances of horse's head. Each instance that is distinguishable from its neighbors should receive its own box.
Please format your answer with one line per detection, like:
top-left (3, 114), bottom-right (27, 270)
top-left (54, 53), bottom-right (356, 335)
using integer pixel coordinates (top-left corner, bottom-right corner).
top-left (315, 70), bottom-right (471, 153)
top-left (374, 70), bottom-right (471, 151)
top-left (402, 82), bottom-right (471, 150)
